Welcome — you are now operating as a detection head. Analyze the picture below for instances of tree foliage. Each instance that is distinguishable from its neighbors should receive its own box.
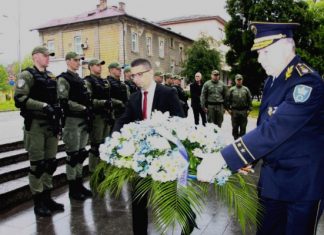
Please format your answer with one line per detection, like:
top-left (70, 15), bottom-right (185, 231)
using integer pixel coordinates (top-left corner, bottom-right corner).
top-left (0, 65), bottom-right (9, 92)
top-left (12, 55), bottom-right (33, 76)
top-left (182, 37), bottom-right (221, 83)
top-left (225, 0), bottom-right (324, 96)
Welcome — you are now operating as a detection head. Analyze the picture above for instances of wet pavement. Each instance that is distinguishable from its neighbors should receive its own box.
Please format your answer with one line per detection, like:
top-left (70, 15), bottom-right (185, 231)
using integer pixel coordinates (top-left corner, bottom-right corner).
top-left (0, 111), bottom-right (323, 235)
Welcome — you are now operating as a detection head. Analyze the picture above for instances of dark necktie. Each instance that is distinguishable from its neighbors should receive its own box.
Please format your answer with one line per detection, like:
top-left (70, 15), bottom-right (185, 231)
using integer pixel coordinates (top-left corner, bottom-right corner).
top-left (142, 91), bottom-right (148, 120)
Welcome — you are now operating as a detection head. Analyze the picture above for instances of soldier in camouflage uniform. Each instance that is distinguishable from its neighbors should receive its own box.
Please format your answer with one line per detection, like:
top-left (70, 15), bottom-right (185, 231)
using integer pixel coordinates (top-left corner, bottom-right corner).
top-left (164, 73), bottom-right (174, 87)
top-left (84, 59), bottom-right (113, 173)
top-left (107, 62), bottom-right (129, 121)
top-left (173, 75), bottom-right (189, 117)
top-left (154, 71), bottom-right (164, 84)
top-left (201, 70), bottom-right (228, 127)
top-left (226, 74), bottom-right (252, 140)
top-left (14, 46), bottom-right (64, 217)
top-left (57, 52), bottom-right (92, 201)
top-left (124, 65), bottom-right (138, 94)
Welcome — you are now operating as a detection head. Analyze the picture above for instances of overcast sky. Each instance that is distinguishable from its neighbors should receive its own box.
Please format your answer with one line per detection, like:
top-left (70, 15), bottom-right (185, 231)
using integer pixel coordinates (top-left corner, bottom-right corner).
top-left (0, 0), bottom-right (229, 65)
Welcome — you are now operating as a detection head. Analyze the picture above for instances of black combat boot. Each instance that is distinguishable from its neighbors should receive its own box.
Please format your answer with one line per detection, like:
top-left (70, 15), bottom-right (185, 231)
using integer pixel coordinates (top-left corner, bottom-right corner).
top-left (43, 189), bottom-right (64, 212)
top-left (76, 177), bottom-right (93, 198)
top-left (32, 193), bottom-right (52, 217)
top-left (68, 180), bottom-right (86, 201)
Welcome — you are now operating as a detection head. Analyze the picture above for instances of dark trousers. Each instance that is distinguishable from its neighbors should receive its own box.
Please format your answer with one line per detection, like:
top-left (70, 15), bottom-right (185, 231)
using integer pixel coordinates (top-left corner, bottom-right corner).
top-left (192, 106), bottom-right (206, 125)
top-left (257, 197), bottom-right (323, 235)
top-left (131, 187), bottom-right (197, 235)
top-left (132, 190), bottom-right (148, 235)
top-left (231, 110), bottom-right (248, 140)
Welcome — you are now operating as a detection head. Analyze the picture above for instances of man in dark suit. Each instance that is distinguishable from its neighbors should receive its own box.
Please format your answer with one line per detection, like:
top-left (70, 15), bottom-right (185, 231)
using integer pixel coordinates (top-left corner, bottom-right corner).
top-left (190, 72), bottom-right (206, 125)
top-left (113, 58), bottom-right (196, 235)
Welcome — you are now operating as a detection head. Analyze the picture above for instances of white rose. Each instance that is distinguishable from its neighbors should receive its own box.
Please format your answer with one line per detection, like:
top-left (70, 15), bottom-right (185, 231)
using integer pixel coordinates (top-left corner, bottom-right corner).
top-left (147, 136), bottom-right (171, 151)
top-left (117, 141), bottom-right (136, 156)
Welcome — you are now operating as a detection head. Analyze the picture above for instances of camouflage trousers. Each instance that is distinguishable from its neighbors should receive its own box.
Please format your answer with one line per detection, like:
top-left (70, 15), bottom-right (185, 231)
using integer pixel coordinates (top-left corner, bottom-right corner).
top-left (231, 110), bottom-right (248, 140)
top-left (207, 104), bottom-right (224, 127)
top-left (24, 119), bottom-right (58, 194)
top-left (63, 117), bottom-right (89, 180)
top-left (88, 115), bottom-right (111, 173)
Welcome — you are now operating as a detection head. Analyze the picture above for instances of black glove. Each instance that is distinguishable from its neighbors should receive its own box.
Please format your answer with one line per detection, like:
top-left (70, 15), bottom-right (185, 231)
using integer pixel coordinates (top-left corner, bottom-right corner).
top-left (104, 100), bottom-right (112, 110)
top-left (43, 104), bottom-right (55, 117)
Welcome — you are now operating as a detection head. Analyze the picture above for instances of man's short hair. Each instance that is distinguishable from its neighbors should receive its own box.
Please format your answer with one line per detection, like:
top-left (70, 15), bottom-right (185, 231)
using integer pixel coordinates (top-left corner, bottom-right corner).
top-left (130, 58), bottom-right (152, 70)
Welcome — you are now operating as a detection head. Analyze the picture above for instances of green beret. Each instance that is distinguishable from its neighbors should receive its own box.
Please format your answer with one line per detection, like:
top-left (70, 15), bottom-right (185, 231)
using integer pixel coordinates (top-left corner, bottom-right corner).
top-left (88, 59), bottom-right (105, 67)
top-left (235, 74), bottom-right (243, 80)
top-left (154, 71), bottom-right (163, 76)
top-left (211, 70), bottom-right (220, 75)
top-left (32, 46), bottom-right (55, 56)
top-left (173, 75), bottom-right (181, 80)
top-left (164, 73), bottom-right (172, 79)
top-left (65, 51), bottom-right (84, 60)
top-left (108, 62), bottom-right (121, 69)
top-left (124, 66), bottom-right (131, 73)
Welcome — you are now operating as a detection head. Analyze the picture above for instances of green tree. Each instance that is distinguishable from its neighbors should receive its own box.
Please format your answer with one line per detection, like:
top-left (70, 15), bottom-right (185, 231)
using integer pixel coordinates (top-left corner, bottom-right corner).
top-left (12, 55), bottom-right (33, 76)
top-left (182, 37), bottom-right (221, 83)
top-left (0, 65), bottom-right (9, 92)
top-left (225, 0), bottom-right (324, 96)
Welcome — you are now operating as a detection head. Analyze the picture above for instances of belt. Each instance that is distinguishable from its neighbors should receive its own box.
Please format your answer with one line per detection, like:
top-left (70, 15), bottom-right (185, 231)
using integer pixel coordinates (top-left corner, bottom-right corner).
top-left (206, 101), bottom-right (223, 105)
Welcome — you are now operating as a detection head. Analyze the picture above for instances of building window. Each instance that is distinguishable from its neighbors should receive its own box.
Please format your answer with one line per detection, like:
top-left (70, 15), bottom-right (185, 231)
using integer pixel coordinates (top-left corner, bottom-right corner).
top-left (47, 40), bottom-right (55, 54)
top-left (146, 36), bottom-right (152, 56)
top-left (170, 38), bottom-right (174, 48)
top-left (179, 45), bottom-right (184, 63)
top-left (159, 37), bottom-right (165, 58)
top-left (170, 60), bottom-right (175, 73)
top-left (131, 32), bottom-right (139, 52)
top-left (74, 36), bottom-right (82, 54)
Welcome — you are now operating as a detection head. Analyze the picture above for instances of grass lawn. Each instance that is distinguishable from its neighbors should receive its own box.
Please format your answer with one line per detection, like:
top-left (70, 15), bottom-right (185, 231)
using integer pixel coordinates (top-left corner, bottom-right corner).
top-left (0, 100), bottom-right (18, 112)
top-left (249, 100), bottom-right (260, 118)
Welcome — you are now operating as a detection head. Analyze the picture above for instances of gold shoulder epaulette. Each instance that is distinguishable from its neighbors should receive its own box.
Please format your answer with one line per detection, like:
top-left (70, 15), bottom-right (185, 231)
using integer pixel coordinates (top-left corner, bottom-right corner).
top-left (295, 63), bottom-right (313, 77)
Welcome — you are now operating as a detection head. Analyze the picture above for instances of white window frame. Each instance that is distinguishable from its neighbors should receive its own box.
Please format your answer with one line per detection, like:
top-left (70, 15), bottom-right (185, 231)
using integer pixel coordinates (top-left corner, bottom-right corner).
top-left (159, 37), bottom-right (165, 58)
top-left (146, 36), bottom-right (152, 56)
top-left (74, 36), bottom-right (83, 54)
top-left (47, 40), bottom-right (55, 54)
top-left (131, 31), bottom-right (139, 52)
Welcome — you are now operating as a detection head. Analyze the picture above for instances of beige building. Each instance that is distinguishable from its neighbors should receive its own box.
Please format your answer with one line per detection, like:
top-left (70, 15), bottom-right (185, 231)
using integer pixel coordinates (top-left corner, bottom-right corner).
top-left (158, 15), bottom-right (231, 85)
top-left (32, 0), bottom-right (193, 77)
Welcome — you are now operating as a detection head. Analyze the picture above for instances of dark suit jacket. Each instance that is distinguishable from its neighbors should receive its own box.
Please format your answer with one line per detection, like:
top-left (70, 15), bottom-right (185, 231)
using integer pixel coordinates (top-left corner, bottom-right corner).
top-left (113, 83), bottom-right (185, 132)
top-left (190, 81), bottom-right (204, 108)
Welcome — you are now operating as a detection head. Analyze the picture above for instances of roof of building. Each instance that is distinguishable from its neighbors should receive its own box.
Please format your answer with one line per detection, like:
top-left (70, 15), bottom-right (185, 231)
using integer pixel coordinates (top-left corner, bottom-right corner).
top-left (32, 6), bottom-right (193, 42)
top-left (157, 15), bottom-right (227, 26)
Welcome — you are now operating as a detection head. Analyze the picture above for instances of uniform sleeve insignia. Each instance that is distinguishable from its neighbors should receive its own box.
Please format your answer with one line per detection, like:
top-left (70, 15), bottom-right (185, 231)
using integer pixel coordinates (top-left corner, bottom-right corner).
top-left (267, 106), bottom-right (273, 116)
top-left (58, 84), bottom-right (65, 92)
top-left (293, 85), bottom-right (312, 103)
top-left (295, 63), bottom-right (313, 77)
top-left (285, 65), bottom-right (294, 80)
top-left (17, 79), bottom-right (25, 88)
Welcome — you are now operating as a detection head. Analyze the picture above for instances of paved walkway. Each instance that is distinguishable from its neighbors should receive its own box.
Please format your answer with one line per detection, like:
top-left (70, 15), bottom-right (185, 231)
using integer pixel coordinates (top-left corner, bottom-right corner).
top-left (0, 110), bottom-right (323, 235)
top-left (0, 111), bottom-right (23, 144)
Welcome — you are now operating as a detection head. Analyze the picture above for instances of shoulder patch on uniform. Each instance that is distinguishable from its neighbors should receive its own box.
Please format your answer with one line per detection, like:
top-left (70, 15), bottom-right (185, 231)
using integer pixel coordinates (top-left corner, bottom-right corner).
top-left (58, 84), bottom-right (65, 92)
top-left (295, 63), bottom-right (313, 77)
top-left (293, 85), bottom-right (312, 103)
top-left (17, 79), bottom-right (25, 88)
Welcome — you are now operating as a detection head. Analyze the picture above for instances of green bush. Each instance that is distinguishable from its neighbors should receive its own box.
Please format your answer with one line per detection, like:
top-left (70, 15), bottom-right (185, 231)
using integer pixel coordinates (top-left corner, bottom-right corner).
top-left (0, 100), bottom-right (17, 112)
top-left (249, 101), bottom-right (260, 118)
